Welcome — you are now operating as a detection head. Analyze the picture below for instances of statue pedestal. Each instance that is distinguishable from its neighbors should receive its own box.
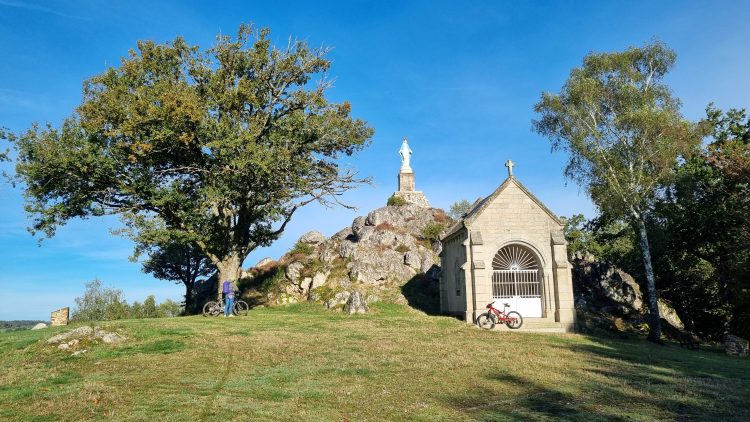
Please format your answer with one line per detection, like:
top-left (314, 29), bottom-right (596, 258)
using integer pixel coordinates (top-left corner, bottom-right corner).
top-left (398, 170), bottom-right (416, 192)
top-left (393, 190), bottom-right (430, 207)
top-left (394, 169), bottom-right (429, 207)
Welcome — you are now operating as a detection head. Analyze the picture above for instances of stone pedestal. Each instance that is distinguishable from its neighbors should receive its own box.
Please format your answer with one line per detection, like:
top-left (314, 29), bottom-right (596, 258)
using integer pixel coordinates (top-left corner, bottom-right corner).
top-left (394, 169), bottom-right (429, 207)
top-left (51, 307), bottom-right (69, 326)
top-left (398, 170), bottom-right (416, 191)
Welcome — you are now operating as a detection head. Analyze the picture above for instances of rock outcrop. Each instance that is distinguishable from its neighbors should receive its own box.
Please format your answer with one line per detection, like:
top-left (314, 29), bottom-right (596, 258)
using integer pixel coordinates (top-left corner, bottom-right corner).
top-left (241, 204), bottom-right (450, 309)
top-left (573, 259), bottom-right (685, 336)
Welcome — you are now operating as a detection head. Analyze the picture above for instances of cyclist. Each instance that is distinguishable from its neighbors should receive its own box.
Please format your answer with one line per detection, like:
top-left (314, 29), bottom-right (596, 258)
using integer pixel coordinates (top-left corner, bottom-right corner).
top-left (222, 280), bottom-right (235, 318)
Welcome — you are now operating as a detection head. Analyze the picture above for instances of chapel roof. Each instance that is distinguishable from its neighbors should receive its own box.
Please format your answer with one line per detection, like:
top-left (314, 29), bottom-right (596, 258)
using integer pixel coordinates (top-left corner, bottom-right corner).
top-left (442, 175), bottom-right (564, 240)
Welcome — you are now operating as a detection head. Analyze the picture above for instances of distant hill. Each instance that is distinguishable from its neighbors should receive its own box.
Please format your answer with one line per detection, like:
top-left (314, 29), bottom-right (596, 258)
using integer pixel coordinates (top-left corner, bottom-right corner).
top-left (0, 320), bottom-right (47, 332)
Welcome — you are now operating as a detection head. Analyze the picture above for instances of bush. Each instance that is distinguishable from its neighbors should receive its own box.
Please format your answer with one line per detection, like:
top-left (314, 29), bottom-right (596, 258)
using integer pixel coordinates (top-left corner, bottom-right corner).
top-left (72, 279), bottom-right (129, 322)
top-left (387, 195), bottom-right (407, 206)
top-left (72, 279), bottom-right (183, 321)
top-left (158, 299), bottom-right (183, 317)
top-left (259, 267), bottom-right (287, 294)
top-left (289, 241), bottom-right (314, 256)
top-left (421, 222), bottom-right (445, 243)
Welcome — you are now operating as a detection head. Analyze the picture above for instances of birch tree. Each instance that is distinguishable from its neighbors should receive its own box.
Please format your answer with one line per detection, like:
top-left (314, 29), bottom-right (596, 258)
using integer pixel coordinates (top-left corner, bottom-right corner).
top-left (533, 41), bottom-right (703, 342)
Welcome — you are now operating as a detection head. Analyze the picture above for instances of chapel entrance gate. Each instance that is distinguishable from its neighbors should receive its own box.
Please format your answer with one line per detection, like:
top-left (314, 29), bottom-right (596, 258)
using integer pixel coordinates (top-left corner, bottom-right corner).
top-left (491, 244), bottom-right (544, 318)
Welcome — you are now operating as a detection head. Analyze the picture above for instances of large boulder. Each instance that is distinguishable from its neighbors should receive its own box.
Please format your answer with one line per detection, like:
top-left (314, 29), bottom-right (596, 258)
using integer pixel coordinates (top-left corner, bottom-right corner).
top-left (573, 260), bottom-right (642, 315)
top-left (298, 231), bottom-right (326, 245)
top-left (344, 291), bottom-right (369, 314)
top-left (285, 261), bottom-right (305, 282)
top-left (573, 259), bottom-right (685, 335)
top-left (364, 204), bottom-right (437, 237)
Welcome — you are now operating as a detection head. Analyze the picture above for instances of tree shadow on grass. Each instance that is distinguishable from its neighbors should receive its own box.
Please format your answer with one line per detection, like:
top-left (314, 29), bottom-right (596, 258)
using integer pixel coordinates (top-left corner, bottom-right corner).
top-left (443, 336), bottom-right (750, 421)
top-left (400, 273), bottom-right (441, 315)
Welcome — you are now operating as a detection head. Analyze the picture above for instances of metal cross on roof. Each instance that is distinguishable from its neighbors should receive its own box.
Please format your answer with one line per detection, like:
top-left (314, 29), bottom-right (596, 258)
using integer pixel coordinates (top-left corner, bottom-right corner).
top-left (505, 160), bottom-right (515, 177)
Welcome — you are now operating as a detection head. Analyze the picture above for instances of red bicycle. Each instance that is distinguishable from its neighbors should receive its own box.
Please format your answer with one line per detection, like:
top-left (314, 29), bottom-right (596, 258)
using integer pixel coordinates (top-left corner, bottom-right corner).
top-left (476, 302), bottom-right (523, 329)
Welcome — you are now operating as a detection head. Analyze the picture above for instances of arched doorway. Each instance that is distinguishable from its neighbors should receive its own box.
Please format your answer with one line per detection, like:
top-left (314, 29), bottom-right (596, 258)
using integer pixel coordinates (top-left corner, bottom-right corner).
top-left (491, 244), bottom-right (544, 317)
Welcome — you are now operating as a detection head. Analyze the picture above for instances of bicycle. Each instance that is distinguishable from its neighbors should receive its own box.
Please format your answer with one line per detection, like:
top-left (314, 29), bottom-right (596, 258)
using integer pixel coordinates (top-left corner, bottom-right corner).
top-left (202, 293), bottom-right (249, 317)
top-left (476, 301), bottom-right (523, 329)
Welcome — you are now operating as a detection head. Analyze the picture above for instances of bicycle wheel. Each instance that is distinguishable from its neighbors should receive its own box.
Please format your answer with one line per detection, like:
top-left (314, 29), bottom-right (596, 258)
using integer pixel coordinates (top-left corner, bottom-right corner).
top-left (505, 311), bottom-right (523, 329)
top-left (233, 300), bottom-right (249, 316)
top-left (476, 312), bottom-right (495, 329)
top-left (202, 301), bottom-right (221, 317)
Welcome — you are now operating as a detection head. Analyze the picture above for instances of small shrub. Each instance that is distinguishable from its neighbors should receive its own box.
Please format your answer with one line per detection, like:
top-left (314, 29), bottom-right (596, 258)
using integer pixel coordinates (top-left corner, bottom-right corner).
top-left (432, 208), bottom-right (452, 224)
top-left (72, 279), bottom-right (129, 322)
top-left (289, 241), bottom-right (315, 256)
top-left (301, 258), bottom-right (326, 278)
top-left (395, 244), bottom-right (410, 253)
top-left (158, 299), bottom-right (184, 317)
top-left (259, 267), bottom-right (287, 294)
top-left (329, 258), bottom-right (351, 279)
top-left (421, 222), bottom-right (446, 243)
top-left (387, 195), bottom-right (407, 206)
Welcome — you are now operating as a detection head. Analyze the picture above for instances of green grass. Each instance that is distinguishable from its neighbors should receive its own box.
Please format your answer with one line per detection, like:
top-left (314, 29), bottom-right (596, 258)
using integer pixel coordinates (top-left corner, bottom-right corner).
top-left (1, 304), bottom-right (749, 421)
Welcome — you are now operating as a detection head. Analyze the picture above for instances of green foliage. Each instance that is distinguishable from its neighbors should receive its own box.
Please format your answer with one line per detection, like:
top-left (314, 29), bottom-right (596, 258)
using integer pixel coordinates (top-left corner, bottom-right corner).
top-left (649, 105), bottom-right (750, 339)
top-left (421, 222), bottom-right (445, 243)
top-left (11, 23), bottom-right (373, 292)
top-left (72, 279), bottom-right (129, 322)
top-left (301, 258), bottom-right (325, 278)
top-left (258, 267), bottom-right (287, 295)
top-left (562, 214), bottom-right (598, 259)
top-left (533, 41), bottom-right (703, 220)
top-left (387, 195), bottom-right (408, 206)
top-left (289, 241), bottom-right (314, 257)
top-left (533, 40), bottom-right (705, 342)
top-left (143, 295), bottom-right (158, 318)
top-left (448, 199), bottom-right (472, 219)
top-left (72, 279), bottom-right (182, 321)
top-left (119, 213), bottom-right (215, 313)
top-left (158, 299), bottom-right (183, 317)
top-left (563, 214), bottom-right (636, 265)
top-left (0, 127), bottom-right (12, 163)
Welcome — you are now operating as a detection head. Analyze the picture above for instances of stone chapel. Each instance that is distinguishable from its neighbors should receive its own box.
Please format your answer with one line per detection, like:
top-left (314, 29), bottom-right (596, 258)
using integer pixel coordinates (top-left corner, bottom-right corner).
top-left (439, 161), bottom-right (576, 332)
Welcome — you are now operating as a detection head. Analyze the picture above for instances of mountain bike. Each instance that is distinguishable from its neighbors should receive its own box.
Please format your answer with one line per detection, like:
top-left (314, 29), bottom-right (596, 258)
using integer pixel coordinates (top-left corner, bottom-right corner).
top-left (476, 302), bottom-right (523, 329)
top-left (202, 294), bottom-right (249, 317)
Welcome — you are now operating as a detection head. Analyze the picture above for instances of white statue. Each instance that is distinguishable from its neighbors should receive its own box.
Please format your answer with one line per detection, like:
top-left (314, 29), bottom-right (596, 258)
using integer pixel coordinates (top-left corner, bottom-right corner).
top-left (399, 138), bottom-right (413, 171)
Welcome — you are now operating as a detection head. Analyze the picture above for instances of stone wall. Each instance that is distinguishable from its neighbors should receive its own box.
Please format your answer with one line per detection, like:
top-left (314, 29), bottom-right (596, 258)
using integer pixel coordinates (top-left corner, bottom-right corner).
top-left (50, 307), bottom-right (69, 326)
top-left (725, 335), bottom-right (749, 357)
top-left (467, 180), bottom-right (569, 323)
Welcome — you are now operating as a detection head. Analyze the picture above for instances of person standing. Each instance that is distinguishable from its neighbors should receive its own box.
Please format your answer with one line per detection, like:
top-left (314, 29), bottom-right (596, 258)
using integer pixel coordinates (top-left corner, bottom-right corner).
top-left (222, 280), bottom-right (235, 318)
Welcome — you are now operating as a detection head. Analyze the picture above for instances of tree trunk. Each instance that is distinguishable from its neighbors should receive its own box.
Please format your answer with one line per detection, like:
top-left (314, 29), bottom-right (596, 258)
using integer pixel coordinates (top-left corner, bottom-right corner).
top-left (635, 217), bottom-right (662, 343)
top-left (183, 280), bottom-right (195, 314)
top-left (216, 256), bottom-right (243, 300)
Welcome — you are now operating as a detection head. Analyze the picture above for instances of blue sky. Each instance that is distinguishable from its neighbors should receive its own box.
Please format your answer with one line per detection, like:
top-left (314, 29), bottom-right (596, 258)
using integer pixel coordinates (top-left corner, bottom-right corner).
top-left (1, 1), bottom-right (749, 320)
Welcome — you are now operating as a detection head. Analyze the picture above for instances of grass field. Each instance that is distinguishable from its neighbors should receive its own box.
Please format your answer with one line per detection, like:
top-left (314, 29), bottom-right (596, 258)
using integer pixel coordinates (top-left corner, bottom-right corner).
top-left (1, 304), bottom-right (749, 421)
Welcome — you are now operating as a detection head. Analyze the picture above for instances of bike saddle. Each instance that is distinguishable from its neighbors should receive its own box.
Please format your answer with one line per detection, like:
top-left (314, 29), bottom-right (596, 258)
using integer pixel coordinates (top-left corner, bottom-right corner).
top-left (503, 303), bottom-right (510, 307)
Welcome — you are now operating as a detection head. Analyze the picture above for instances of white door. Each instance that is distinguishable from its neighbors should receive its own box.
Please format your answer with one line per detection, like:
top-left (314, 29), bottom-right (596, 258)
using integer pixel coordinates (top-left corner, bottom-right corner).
top-left (491, 245), bottom-right (543, 318)
top-left (491, 270), bottom-right (542, 317)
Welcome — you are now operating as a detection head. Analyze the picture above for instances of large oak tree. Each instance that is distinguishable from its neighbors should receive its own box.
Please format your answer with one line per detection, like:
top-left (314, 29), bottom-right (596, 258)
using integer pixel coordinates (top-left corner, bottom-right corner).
top-left (533, 42), bottom-right (703, 342)
top-left (12, 24), bottom-right (373, 298)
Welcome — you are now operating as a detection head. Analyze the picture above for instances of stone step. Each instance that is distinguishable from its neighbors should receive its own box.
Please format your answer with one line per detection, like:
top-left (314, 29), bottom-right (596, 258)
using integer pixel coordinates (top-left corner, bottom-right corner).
top-left (487, 319), bottom-right (567, 333)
